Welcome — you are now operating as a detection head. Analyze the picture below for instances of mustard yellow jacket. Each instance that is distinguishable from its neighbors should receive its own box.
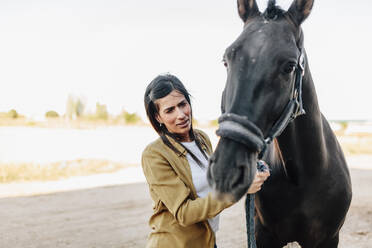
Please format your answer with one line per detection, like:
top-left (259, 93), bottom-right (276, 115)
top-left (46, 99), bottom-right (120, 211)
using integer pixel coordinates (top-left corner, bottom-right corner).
top-left (141, 129), bottom-right (232, 248)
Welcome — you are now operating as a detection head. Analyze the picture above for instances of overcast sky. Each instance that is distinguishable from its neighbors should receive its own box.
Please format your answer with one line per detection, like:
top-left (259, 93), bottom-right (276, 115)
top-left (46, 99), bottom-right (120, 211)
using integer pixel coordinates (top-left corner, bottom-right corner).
top-left (1, 0), bottom-right (371, 121)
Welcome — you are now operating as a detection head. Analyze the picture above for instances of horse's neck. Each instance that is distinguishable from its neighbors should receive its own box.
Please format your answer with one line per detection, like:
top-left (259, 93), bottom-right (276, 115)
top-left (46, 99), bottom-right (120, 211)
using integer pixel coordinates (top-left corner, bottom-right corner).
top-left (276, 61), bottom-right (329, 179)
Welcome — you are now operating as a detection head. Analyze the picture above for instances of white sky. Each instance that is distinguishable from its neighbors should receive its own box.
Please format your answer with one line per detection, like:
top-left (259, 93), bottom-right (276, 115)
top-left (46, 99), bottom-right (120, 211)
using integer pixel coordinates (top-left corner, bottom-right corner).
top-left (0, 0), bottom-right (371, 121)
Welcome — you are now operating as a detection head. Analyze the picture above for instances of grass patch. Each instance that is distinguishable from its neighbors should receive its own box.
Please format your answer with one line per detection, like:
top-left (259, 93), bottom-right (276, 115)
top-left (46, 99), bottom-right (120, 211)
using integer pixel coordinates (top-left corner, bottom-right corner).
top-left (0, 159), bottom-right (135, 183)
top-left (337, 133), bottom-right (372, 156)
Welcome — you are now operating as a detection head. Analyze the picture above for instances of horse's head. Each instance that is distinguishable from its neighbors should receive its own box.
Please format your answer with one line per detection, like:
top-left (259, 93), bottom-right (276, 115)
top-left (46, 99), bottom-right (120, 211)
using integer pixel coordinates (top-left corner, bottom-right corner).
top-left (208, 0), bottom-right (314, 201)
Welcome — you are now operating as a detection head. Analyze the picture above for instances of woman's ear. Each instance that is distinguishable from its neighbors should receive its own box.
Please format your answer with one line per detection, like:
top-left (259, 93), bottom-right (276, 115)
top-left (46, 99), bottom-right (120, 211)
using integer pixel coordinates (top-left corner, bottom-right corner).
top-left (155, 114), bottom-right (163, 125)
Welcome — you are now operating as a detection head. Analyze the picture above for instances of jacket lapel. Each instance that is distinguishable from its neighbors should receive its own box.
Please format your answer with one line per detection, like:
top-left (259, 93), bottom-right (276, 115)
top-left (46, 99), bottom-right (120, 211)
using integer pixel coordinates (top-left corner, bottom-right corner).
top-left (164, 131), bottom-right (212, 199)
top-left (165, 135), bottom-right (198, 198)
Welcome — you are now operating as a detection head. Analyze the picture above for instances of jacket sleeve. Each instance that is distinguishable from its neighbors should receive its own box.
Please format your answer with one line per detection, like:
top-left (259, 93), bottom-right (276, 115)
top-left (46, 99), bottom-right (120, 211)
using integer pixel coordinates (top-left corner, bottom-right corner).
top-left (142, 146), bottom-right (233, 227)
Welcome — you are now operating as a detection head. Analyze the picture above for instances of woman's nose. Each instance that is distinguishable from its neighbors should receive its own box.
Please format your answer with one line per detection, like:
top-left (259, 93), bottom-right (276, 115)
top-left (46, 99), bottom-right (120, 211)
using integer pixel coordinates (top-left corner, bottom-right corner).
top-left (176, 108), bottom-right (186, 119)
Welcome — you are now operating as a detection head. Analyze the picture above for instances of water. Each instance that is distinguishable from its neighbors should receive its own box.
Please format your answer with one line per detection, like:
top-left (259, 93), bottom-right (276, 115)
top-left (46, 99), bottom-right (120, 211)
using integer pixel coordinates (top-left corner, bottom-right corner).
top-left (0, 126), bottom-right (219, 164)
top-left (0, 126), bottom-right (157, 164)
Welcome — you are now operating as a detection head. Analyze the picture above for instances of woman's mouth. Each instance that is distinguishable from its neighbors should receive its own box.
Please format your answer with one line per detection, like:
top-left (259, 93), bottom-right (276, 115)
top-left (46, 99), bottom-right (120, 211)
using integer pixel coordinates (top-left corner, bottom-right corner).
top-left (177, 119), bottom-right (190, 128)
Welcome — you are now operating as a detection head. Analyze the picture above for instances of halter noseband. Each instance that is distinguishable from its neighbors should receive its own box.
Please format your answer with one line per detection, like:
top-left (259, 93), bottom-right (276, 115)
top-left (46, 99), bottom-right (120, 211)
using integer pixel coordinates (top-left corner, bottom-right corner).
top-left (216, 49), bottom-right (306, 159)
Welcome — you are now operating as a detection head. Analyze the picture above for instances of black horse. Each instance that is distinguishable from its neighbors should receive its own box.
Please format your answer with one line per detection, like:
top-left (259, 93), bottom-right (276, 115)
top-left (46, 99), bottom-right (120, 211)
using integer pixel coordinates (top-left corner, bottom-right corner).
top-left (207, 0), bottom-right (352, 247)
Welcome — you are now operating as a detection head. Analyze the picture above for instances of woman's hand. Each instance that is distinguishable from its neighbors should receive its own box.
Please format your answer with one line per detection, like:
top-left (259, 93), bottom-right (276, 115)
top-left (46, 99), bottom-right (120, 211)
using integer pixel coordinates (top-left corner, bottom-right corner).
top-left (247, 161), bottom-right (270, 194)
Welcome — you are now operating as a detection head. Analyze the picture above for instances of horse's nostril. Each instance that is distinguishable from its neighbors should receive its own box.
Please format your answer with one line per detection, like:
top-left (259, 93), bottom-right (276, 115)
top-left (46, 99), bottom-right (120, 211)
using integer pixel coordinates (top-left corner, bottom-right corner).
top-left (209, 155), bottom-right (216, 164)
top-left (230, 166), bottom-right (246, 189)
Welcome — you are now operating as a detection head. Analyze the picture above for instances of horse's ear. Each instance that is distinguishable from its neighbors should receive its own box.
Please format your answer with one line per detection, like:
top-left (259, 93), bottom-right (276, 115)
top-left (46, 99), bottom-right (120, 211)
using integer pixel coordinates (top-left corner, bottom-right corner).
top-left (287, 0), bottom-right (314, 26)
top-left (237, 0), bottom-right (260, 23)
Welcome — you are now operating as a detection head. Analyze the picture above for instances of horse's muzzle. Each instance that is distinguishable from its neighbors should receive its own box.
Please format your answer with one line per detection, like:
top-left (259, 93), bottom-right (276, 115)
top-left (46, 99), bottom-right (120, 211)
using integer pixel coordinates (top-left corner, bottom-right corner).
top-left (207, 138), bottom-right (257, 201)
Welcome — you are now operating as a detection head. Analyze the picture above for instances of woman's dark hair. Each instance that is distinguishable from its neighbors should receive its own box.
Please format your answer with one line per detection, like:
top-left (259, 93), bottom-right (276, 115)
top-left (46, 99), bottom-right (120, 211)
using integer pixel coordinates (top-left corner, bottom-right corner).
top-left (144, 73), bottom-right (208, 167)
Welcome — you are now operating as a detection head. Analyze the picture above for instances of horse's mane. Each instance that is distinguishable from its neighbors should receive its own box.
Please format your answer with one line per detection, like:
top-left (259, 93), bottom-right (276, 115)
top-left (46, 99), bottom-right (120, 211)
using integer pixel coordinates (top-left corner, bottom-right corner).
top-left (268, 139), bottom-right (289, 178)
top-left (263, 0), bottom-right (286, 20)
top-left (273, 139), bottom-right (285, 166)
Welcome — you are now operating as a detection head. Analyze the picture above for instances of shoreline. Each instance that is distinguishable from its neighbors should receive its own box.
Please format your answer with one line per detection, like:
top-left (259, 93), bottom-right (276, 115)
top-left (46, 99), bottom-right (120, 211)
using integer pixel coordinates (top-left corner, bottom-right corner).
top-left (1, 155), bottom-right (371, 199)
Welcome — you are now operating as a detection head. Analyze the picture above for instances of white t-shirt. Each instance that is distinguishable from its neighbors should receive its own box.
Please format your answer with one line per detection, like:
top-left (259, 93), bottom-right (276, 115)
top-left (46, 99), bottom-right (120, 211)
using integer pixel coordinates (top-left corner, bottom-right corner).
top-left (181, 141), bottom-right (220, 233)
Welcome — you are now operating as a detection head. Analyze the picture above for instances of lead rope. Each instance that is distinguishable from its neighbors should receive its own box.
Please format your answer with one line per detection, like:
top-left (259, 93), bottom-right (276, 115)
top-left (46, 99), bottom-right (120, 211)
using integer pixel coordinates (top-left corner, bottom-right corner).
top-left (246, 194), bottom-right (256, 248)
top-left (246, 161), bottom-right (269, 248)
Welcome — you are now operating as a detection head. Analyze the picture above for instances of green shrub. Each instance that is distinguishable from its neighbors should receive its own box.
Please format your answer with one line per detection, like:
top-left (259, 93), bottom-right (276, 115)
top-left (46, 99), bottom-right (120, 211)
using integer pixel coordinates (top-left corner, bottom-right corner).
top-left (95, 102), bottom-right (109, 120)
top-left (339, 121), bottom-right (348, 131)
top-left (66, 95), bottom-right (85, 119)
top-left (122, 110), bottom-right (141, 124)
top-left (8, 109), bottom-right (18, 119)
top-left (45, 110), bottom-right (59, 118)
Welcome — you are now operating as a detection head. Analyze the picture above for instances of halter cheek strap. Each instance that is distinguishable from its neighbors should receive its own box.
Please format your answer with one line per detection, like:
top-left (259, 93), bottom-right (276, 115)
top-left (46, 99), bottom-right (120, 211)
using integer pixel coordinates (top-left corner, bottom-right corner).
top-left (265, 51), bottom-right (306, 143)
top-left (216, 49), bottom-right (306, 159)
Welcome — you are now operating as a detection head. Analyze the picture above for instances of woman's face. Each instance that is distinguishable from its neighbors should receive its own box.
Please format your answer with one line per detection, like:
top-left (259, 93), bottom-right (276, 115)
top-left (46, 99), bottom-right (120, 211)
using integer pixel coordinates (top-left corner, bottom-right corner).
top-left (155, 90), bottom-right (192, 141)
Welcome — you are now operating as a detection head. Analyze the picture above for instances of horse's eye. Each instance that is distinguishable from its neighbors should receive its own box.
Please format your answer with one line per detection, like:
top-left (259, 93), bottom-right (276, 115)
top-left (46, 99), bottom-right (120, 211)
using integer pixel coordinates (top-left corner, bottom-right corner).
top-left (283, 62), bottom-right (296, 74)
top-left (222, 59), bottom-right (228, 68)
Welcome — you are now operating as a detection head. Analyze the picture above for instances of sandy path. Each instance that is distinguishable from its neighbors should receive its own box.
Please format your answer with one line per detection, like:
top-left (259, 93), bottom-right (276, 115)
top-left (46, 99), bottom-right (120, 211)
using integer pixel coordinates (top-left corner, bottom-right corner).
top-left (0, 168), bottom-right (371, 248)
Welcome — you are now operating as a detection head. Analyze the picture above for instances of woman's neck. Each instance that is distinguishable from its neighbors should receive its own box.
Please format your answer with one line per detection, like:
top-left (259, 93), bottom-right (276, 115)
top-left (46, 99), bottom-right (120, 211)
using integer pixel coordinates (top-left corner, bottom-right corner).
top-left (166, 130), bottom-right (192, 142)
top-left (178, 133), bottom-right (192, 142)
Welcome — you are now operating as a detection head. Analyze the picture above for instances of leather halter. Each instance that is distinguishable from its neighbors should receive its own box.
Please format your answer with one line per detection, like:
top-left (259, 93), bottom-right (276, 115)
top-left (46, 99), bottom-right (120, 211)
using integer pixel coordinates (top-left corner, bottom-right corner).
top-left (216, 49), bottom-right (306, 159)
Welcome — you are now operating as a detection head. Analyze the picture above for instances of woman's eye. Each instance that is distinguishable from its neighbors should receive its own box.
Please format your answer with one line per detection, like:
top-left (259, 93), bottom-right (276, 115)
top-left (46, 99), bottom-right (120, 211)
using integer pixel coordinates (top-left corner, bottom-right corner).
top-left (283, 63), bottom-right (296, 74)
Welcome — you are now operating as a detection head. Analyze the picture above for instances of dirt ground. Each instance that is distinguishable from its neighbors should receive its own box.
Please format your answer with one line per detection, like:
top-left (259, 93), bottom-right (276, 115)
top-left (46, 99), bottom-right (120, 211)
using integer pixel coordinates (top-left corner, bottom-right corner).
top-left (0, 168), bottom-right (371, 248)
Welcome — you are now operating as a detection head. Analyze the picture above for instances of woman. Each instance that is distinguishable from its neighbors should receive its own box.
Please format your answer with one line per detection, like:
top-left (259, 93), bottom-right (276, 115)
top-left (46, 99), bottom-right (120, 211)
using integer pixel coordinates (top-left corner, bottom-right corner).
top-left (142, 73), bottom-right (270, 248)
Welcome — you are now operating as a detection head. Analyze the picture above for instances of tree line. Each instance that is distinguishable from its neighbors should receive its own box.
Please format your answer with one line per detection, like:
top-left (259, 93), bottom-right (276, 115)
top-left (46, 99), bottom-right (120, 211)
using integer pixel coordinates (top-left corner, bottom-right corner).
top-left (0, 95), bottom-right (142, 125)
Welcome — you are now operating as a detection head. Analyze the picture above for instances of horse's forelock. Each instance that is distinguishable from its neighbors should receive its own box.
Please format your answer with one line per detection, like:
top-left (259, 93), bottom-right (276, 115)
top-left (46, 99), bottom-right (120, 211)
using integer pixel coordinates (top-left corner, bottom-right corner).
top-left (268, 0), bottom-right (277, 9)
top-left (264, 0), bottom-right (286, 20)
